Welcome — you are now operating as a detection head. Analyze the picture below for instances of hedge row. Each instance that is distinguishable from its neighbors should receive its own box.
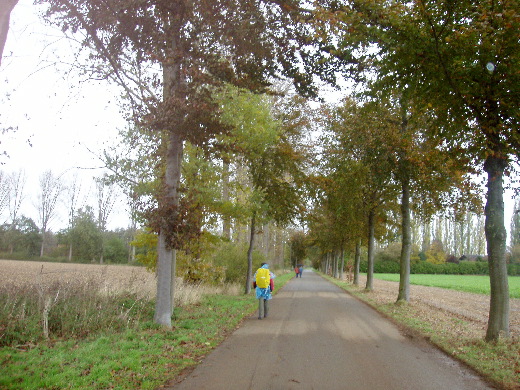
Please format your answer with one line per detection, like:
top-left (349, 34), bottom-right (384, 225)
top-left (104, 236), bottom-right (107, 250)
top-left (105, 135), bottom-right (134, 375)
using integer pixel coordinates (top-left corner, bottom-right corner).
top-left (359, 260), bottom-right (520, 276)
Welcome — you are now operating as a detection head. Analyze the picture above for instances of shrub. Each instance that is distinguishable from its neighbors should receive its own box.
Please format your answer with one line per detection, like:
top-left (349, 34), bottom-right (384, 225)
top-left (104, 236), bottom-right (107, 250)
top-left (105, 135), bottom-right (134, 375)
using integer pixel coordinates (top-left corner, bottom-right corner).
top-left (180, 257), bottom-right (226, 285)
top-left (212, 242), bottom-right (266, 283)
top-left (0, 279), bottom-right (155, 347)
top-left (374, 242), bottom-right (402, 263)
top-left (358, 260), bottom-right (399, 274)
top-left (457, 261), bottom-right (489, 275)
top-left (508, 263), bottom-right (520, 276)
top-left (103, 236), bottom-right (129, 263)
top-left (359, 258), bottom-right (518, 275)
top-left (376, 261), bottom-right (400, 273)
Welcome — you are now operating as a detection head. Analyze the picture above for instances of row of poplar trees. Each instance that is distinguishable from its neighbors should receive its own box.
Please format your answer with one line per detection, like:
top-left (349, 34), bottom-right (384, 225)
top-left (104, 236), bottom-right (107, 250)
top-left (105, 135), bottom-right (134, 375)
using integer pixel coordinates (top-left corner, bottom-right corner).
top-left (0, 0), bottom-right (518, 342)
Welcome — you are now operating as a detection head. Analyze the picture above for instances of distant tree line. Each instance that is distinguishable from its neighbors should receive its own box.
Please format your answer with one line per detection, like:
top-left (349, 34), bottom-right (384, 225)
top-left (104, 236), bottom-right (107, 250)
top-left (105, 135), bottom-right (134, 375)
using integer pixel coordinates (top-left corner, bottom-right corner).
top-left (0, 169), bottom-right (134, 264)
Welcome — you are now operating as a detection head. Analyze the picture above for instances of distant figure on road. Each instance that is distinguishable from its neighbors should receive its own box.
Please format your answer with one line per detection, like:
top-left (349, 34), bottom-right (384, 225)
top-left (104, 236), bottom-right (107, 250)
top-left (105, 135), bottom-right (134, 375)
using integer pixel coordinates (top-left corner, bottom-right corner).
top-left (294, 266), bottom-right (299, 278)
top-left (298, 265), bottom-right (303, 278)
top-left (254, 263), bottom-right (275, 319)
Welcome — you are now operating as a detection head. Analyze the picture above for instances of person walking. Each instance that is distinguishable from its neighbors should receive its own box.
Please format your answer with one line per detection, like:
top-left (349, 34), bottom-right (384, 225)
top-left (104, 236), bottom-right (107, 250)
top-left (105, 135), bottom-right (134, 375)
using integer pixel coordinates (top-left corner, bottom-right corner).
top-left (298, 265), bottom-right (303, 278)
top-left (254, 263), bottom-right (274, 319)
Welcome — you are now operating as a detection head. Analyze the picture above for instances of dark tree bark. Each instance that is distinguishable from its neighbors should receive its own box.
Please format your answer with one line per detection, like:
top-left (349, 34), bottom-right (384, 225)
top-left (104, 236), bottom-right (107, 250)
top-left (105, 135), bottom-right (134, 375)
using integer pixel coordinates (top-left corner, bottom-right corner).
top-left (353, 238), bottom-right (361, 286)
top-left (245, 211), bottom-right (256, 295)
top-left (365, 209), bottom-right (375, 291)
top-left (397, 177), bottom-right (412, 302)
top-left (222, 161), bottom-right (231, 239)
top-left (484, 154), bottom-right (509, 341)
top-left (0, 0), bottom-right (18, 66)
top-left (339, 245), bottom-right (345, 280)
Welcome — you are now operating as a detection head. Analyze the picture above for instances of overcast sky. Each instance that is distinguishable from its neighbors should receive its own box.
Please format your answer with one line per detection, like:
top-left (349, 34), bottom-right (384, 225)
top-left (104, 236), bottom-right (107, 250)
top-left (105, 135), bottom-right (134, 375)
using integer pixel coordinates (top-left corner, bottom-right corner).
top-left (1, 0), bottom-right (517, 239)
top-left (1, 0), bottom-right (130, 230)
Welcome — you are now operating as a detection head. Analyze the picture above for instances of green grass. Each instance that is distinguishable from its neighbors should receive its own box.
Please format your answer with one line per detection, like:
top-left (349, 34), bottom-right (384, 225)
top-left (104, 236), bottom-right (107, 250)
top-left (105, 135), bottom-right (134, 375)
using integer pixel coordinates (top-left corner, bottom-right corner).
top-left (0, 296), bottom-right (254, 390)
top-left (374, 273), bottom-right (520, 298)
top-left (0, 271), bottom-right (294, 390)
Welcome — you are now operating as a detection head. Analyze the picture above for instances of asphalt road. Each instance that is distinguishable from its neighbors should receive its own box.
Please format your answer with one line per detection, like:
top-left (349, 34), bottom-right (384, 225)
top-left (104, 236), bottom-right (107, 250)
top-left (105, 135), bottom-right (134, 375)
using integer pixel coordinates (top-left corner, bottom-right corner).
top-left (169, 270), bottom-right (494, 390)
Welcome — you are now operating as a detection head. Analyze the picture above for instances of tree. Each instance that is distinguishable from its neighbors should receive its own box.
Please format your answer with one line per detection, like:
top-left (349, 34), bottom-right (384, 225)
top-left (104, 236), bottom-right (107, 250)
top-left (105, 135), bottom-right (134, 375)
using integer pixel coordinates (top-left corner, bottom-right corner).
top-left (0, 0), bottom-right (18, 65)
top-left (0, 215), bottom-right (41, 256)
top-left (510, 198), bottom-right (520, 264)
top-left (63, 173), bottom-right (84, 261)
top-left (7, 170), bottom-right (25, 226)
top-left (0, 170), bottom-right (9, 221)
top-left (290, 231), bottom-right (307, 267)
top-left (322, 98), bottom-right (400, 290)
top-left (95, 176), bottom-right (118, 233)
top-left (316, 0), bottom-right (520, 342)
top-left (103, 230), bottom-right (130, 263)
top-left (36, 170), bottom-right (63, 257)
top-left (40, 0), bottom-right (337, 327)
top-left (510, 198), bottom-right (520, 248)
top-left (380, 93), bottom-right (479, 302)
top-left (219, 88), bottom-right (308, 293)
top-left (68, 206), bottom-right (103, 262)
top-left (94, 175), bottom-right (118, 264)
top-left (6, 170), bottom-right (25, 253)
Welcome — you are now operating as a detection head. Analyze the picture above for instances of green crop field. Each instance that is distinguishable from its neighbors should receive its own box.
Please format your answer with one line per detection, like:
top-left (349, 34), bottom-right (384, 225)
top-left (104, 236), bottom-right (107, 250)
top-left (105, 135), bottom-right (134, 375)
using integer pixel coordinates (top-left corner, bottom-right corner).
top-left (374, 274), bottom-right (520, 298)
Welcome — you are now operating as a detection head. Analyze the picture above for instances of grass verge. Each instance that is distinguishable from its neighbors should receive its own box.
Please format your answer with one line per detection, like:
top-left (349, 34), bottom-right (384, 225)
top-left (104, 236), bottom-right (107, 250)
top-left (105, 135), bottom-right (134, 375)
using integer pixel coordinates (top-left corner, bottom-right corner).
top-left (0, 272), bottom-right (294, 389)
top-left (374, 273), bottom-right (520, 298)
top-left (322, 274), bottom-right (520, 390)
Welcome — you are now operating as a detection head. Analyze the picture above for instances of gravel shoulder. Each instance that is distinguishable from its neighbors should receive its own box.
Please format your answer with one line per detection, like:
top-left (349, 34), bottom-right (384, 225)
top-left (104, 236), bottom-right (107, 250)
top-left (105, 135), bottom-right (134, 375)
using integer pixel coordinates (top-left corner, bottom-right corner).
top-left (352, 275), bottom-right (520, 339)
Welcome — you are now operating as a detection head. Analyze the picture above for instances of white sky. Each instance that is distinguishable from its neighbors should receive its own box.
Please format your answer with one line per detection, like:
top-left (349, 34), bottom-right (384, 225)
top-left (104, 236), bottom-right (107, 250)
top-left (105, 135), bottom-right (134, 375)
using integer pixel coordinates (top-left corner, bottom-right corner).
top-left (1, 0), bottom-right (129, 230)
top-left (0, 0), bottom-right (517, 239)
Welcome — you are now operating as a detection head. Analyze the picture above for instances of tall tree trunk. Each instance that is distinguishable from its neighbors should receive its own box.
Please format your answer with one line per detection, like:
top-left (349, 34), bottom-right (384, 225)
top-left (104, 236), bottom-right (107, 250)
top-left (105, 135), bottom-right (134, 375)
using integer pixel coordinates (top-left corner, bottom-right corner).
top-left (68, 243), bottom-right (73, 262)
top-left (365, 209), bottom-right (375, 291)
top-left (484, 155), bottom-right (509, 341)
top-left (40, 230), bottom-right (45, 258)
top-left (339, 245), bottom-right (345, 280)
top-left (245, 212), bottom-right (256, 294)
top-left (354, 238), bottom-right (361, 286)
top-left (154, 3), bottom-right (185, 325)
top-left (222, 161), bottom-right (231, 239)
top-left (0, 0), bottom-right (18, 66)
top-left (325, 252), bottom-right (330, 275)
top-left (334, 250), bottom-right (339, 278)
top-left (155, 232), bottom-right (173, 326)
top-left (397, 178), bottom-right (412, 302)
top-left (263, 223), bottom-right (270, 258)
top-left (154, 128), bottom-right (184, 326)
top-left (170, 249), bottom-right (177, 313)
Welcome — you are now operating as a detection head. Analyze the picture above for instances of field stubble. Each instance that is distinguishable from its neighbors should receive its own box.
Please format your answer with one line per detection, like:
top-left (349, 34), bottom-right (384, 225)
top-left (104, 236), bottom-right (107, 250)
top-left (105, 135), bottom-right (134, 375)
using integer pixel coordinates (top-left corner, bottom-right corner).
top-left (0, 259), bottom-right (238, 306)
top-left (353, 274), bottom-right (520, 339)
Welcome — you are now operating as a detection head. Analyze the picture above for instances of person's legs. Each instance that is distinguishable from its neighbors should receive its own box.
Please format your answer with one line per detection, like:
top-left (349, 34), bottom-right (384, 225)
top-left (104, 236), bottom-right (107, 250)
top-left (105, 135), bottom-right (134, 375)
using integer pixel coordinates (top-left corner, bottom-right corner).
top-left (258, 298), bottom-right (264, 319)
top-left (263, 299), bottom-right (268, 318)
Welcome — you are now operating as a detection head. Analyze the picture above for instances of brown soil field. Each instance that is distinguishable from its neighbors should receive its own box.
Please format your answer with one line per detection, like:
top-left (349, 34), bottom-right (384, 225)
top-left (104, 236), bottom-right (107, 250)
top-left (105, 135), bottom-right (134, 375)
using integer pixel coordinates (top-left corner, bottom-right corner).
top-left (0, 259), bottom-right (157, 298)
top-left (352, 274), bottom-right (520, 339)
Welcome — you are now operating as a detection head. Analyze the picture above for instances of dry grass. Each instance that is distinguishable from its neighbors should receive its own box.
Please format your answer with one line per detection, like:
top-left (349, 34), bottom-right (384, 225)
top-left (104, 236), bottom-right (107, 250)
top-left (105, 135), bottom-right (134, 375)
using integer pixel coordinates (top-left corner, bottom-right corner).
top-left (1, 259), bottom-right (156, 297)
top-left (0, 259), bottom-right (242, 307)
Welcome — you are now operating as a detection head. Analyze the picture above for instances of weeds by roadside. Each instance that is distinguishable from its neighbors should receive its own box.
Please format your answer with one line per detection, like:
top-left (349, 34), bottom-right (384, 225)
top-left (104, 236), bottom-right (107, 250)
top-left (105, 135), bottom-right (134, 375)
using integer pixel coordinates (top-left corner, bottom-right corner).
top-left (0, 269), bottom-right (293, 389)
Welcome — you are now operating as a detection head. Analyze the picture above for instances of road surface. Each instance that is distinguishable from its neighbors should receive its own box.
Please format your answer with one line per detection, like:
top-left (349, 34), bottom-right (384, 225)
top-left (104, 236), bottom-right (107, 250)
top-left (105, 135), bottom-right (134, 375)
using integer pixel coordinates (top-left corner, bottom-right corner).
top-left (169, 270), bottom-right (494, 390)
